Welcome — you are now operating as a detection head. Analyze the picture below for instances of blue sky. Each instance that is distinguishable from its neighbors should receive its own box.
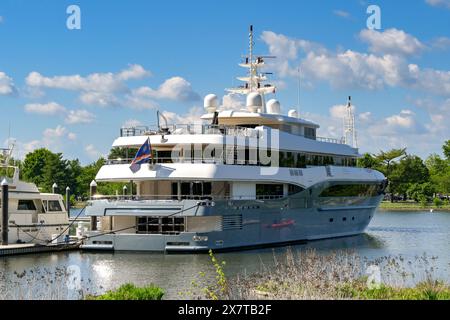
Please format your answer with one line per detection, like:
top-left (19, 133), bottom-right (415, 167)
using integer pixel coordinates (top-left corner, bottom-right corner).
top-left (0, 0), bottom-right (449, 164)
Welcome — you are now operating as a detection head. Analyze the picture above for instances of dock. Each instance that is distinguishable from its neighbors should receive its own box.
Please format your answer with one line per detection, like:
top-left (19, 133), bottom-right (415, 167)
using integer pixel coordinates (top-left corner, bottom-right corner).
top-left (0, 242), bottom-right (81, 257)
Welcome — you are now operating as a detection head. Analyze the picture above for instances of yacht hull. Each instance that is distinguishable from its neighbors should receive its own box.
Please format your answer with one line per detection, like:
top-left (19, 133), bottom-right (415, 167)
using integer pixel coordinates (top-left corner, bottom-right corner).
top-left (82, 195), bottom-right (382, 252)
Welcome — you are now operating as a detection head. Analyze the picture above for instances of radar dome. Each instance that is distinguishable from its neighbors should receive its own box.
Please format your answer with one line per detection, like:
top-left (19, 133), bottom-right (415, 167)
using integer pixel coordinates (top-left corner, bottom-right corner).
top-left (288, 109), bottom-right (298, 118)
top-left (204, 94), bottom-right (218, 113)
top-left (266, 99), bottom-right (281, 114)
top-left (246, 92), bottom-right (263, 113)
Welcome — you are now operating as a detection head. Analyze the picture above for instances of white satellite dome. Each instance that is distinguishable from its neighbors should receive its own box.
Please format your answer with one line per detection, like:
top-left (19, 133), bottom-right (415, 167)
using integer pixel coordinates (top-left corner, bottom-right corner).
top-left (288, 109), bottom-right (298, 118)
top-left (266, 99), bottom-right (281, 114)
top-left (204, 94), bottom-right (218, 113)
top-left (246, 92), bottom-right (263, 113)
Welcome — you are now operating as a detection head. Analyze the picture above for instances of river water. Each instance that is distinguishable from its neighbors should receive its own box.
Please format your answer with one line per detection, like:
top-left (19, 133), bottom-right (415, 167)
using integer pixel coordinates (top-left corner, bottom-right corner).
top-left (0, 210), bottom-right (449, 299)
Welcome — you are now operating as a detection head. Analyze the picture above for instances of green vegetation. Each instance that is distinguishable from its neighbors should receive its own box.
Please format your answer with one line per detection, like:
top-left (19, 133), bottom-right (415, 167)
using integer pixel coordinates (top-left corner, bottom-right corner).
top-left (358, 140), bottom-right (450, 203)
top-left (379, 201), bottom-right (450, 211)
top-left (222, 249), bottom-right (450, 300)
top-left (4, 148), bottom-right (135, 200)
top-left (86, 283), bottom-right (164, 300)
top-left (338, 280), bottom-right (450, 300)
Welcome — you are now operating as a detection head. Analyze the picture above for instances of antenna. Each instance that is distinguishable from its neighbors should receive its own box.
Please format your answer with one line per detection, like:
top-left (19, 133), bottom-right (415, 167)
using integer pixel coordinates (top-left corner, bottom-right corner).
top-left (343, 96), bottom-right (358, 148)
top-left (249, 25), bottom-right (254, 92)
top-left (297, 66), bottom-right (301, 116)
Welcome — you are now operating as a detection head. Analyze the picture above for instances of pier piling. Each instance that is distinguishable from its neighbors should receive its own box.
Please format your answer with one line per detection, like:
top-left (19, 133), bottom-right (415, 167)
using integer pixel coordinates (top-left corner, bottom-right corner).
top-left (66, 186), bottom-right (70, 218)
top-left (1, 179), bottom-right (9, 246)
top-left (90, 180), bottom-right (97, 231)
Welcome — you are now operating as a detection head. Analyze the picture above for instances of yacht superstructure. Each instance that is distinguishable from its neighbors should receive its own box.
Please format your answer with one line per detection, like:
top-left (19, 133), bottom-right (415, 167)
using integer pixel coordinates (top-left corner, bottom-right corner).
top-left (82, 26), bottom-right (387, 252)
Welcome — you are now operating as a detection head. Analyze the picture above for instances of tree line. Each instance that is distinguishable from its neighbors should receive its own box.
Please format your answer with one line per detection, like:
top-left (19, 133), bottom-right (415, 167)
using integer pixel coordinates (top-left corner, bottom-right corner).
top-left (357, 140), bottom-right (450, 204)
top-left (1, 141), bottom-right (449, 204)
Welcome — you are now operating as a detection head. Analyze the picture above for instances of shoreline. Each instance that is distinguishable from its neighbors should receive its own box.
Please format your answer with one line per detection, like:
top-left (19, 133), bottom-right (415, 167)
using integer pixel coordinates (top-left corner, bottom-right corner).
top-left (379, 201), bottom-right (450, 212)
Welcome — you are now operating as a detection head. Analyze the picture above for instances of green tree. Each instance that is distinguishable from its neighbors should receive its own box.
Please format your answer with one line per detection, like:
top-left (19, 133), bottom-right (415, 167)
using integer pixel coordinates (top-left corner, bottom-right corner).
top-left (357, 153), bottom-right (380, 169)
top-left (426, 154), bottom-right (450, 195)
top-left (390, 155), bottom-right (430, 201)
top-left (21, 148), bottom-right (54, 186)
top-left (375, 148), bottom-right (407, 177)
top-left (443, 140), bottom-right (450, 160)
top-left (41, 152), bottom-right (71, 194)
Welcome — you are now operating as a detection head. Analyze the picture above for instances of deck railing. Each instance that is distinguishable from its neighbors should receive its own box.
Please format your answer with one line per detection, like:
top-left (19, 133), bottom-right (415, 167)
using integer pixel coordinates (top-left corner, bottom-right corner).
top-left (119, 124), bottom-right (344, 145)
top-left (90, 194), bottom-right (285, 202)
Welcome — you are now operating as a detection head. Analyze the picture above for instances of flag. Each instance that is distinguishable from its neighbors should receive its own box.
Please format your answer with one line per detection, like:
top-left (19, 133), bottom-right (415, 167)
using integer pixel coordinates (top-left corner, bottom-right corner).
top-left (130, 138), bottom-right (152, 173)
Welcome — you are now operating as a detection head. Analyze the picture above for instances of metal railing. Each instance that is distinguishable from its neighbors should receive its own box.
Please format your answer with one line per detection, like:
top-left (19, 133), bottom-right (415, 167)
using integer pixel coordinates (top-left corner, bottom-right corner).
top-left (119, 124), bottom-right (346, 145)
top-left (90, 194), bottom-right (285, 202)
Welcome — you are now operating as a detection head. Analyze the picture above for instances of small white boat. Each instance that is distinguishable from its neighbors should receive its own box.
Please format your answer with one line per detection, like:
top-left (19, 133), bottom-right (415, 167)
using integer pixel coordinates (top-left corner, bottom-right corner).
top-left (1, 146), bottom-right (69, 244)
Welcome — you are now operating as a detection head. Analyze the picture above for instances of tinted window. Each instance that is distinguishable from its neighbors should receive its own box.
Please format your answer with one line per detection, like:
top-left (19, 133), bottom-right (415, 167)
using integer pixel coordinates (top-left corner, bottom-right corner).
top-left (319, 184), bottom-right (379, 197)
top-left (288, 184), bottom-right (304, 195)
top-left (48, 200), bottom-right (62, 212)
top-left (256, 184), bottom-right (284, 197)
top-left (18, 200), bottom-right (36, 211)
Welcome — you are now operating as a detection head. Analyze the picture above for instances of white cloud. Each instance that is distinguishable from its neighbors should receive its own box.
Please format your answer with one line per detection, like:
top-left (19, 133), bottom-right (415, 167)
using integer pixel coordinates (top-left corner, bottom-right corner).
top-left (0, 72), bottom-right (17, 96)
top-left (85, 144), bottom-right (103, 160)
top-left (425, 0), bottom-right (450, 9)
top-left (221, 93), bottom-right (244, 110)
top-left (79, 91), bottom-right (120, 107)
top-left (122, 119), bottom-right (143, 127)
top-left (261, 30), bottom-right (450, 96)
top-left (133, 77), bottom-right (200, 102)
top-left (65, 109), bottom-right (95, 124)
top-left (333, 10), bottom-right (351, 18)
top-left (359, 28), bottom-right (425, 56)
top-left (26, 64), bottom-right (149, 92)
top-left (430, 37), bottom-right (450, 50)
top-left (162, 106), bottom-right (204, 125)
top-left (24, 102), bottom-right (66, 115)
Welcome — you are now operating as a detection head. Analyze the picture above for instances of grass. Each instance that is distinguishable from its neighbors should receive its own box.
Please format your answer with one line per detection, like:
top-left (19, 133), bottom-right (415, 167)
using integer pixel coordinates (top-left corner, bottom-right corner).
top-left (86, 283), bottom-right (164, 300)
top-left (216, 249), bottom-right (450, 300)
top-left (338, 279), bottom-right (450, 300)
top-left (379, 201), bottom-right (450, 211)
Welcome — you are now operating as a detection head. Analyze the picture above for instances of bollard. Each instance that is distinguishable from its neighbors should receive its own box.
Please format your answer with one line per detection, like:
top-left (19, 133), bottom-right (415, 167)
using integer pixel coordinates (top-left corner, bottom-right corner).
top-left (66, 186), bottom-right (70, 219)
top-left (123, 185), bottom-right (128, 196)
top-left (89, 180), bottom-right (97, 231)
top-left (52, 182), bottom-right (58, 194)
top-left (1, 179), bottom-right (9, 246)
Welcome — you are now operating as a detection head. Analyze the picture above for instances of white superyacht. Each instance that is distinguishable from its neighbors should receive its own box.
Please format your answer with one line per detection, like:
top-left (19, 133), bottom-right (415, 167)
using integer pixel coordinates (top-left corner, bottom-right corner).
top-left (82, 26), bottom-right (387, 252)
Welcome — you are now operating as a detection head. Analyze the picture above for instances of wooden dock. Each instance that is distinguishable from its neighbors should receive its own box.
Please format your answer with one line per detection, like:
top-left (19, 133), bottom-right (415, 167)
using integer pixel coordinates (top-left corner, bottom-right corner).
top-left (0, 242), bottom-right (80, 257)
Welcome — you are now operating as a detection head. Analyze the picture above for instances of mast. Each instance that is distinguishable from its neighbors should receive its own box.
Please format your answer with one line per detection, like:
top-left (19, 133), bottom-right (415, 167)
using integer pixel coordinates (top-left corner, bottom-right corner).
top-left (343, 96), bottom-right (358, 148)
top-left (226, 26), bottom-right (277, 97)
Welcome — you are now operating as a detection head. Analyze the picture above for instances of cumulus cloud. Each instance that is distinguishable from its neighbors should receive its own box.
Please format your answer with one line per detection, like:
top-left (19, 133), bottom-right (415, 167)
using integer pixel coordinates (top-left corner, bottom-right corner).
top-left (0, 72), bottom-right (17, 96)
top-left (359, 28), bottom-right (425, 56)
top-left (85, 144), bottom-right (103, 160)
top-left (425, 0), bottom-right (450, 9)
top-left (122, 119), bottom-right (143, 127)
top-left (24, 102), bottom-right (66, 115)
top-left (133, 77), bottom-right (200, 102)
top-left (65, 109), bottom-right (95, 124)
top-left (221, 93), bottom-right (244, 110)
top-left (430, 37), bottom-right (450, 50)
top-left (261, 30), bottom-right (450, 96)
top-left (162, 106), bottom-right (204, 125)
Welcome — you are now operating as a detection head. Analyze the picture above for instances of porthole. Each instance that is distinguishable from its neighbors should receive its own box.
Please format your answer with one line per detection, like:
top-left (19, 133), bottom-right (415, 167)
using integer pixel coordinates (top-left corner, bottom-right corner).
top-left (352, 217), bottom-right (355, 221)
top-left (343, 217), bottom-right (347, 222)
top-left (329, 218), bottom-right (334, 222)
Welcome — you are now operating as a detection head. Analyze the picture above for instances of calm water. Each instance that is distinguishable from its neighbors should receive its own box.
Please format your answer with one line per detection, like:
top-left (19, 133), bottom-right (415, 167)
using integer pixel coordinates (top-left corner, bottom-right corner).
top-left (1, 210), bottom-right (449, 299)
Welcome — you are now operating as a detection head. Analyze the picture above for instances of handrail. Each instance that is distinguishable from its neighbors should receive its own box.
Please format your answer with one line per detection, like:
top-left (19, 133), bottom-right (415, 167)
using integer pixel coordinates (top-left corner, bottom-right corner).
top-left (119, 124), bottom-right (346, 145)
top-left (90, 194), bottom-right (285, 201)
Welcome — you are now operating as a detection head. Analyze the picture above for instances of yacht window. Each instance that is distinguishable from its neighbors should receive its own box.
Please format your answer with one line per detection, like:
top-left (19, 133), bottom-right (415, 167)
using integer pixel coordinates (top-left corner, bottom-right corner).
top-left (48, 200), bottom-right (62, 212)
top-left (319, 184), bottom-right (378, 197)
top-left (304, 127), bottom-right (316, 139)
top-left (288, 184), bottom-right (304, 195)
top-left (17, 200), bottom-right (37, 211)
top-left (256, 184), bottom-right (284, 198)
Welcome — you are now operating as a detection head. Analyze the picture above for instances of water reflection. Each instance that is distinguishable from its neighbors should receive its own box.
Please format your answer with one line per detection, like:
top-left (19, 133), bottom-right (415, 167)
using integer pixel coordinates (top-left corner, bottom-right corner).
top-left (0, 211), bottom-right (449, 299)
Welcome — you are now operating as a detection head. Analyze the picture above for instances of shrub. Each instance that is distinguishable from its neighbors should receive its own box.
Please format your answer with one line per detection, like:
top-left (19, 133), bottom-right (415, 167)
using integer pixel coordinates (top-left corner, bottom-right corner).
top-left (87, 283), bottom-right (164, 300)
top-left (433, 197), bottom-right (443, 208)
